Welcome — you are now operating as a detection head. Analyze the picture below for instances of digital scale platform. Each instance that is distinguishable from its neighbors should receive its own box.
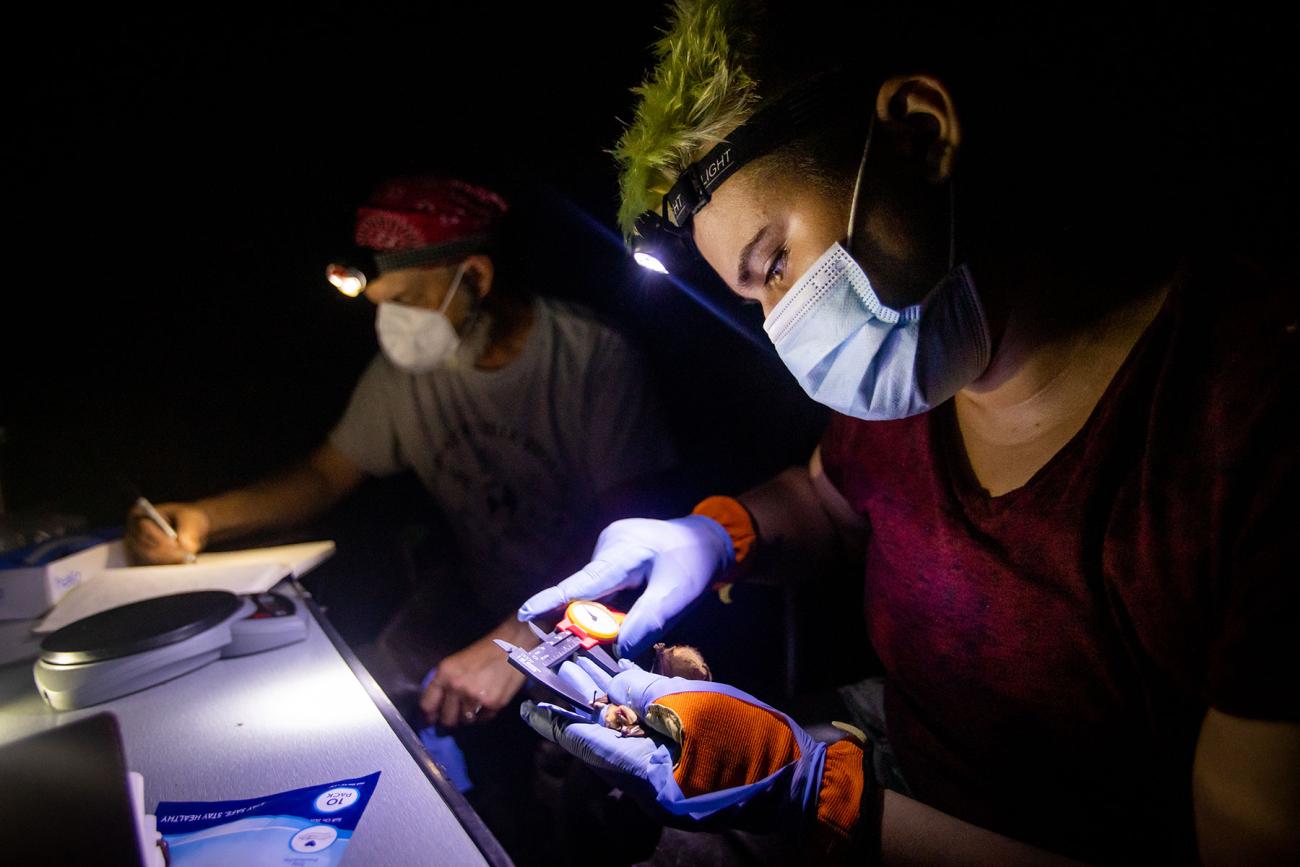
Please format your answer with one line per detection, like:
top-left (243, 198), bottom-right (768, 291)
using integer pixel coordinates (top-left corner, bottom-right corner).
top-left (34, 590), bottom-right (307, 710)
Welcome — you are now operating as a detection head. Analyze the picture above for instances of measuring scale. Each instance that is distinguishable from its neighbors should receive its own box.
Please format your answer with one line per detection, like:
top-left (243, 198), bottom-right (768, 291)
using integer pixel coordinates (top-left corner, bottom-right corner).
top-left (34, 590), bottom-right (307, 710)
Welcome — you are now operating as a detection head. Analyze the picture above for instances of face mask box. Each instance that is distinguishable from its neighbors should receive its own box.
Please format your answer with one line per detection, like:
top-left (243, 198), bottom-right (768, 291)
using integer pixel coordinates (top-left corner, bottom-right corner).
top-left (0, 538), bottom-right (126, 619)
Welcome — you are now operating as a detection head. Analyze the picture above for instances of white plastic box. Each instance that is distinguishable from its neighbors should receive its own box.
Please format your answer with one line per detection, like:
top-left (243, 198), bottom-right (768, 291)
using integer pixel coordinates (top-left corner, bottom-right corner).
top-left (0, 540), bottom-right (127, 620)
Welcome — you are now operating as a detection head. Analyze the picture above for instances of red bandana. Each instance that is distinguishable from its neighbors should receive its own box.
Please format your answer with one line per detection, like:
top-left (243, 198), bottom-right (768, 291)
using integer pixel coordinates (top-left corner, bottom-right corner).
top-left (355, 177), bottom-right (508, 253)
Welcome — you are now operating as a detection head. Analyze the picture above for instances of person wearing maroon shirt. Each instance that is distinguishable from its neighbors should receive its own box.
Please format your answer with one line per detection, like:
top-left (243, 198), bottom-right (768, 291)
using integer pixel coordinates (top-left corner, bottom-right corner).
top-left (517, 2), bottom-right (1299, 864)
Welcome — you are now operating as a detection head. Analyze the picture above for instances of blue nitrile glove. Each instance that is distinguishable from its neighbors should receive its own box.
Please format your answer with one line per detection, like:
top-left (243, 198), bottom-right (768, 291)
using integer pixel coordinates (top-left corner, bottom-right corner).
top-left (418, 668), bottom-right (473, 792)
top-left (519, 658), bottom-right (867, 851)
top-left (517, 516), bottom-right (733, 659)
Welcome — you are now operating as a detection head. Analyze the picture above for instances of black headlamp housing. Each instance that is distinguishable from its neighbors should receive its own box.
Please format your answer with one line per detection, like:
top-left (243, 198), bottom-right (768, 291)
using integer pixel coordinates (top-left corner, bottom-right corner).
top-left (325, 248), bottom-right (379, 298)
top-left (630, 209), bottom-right (695, 276)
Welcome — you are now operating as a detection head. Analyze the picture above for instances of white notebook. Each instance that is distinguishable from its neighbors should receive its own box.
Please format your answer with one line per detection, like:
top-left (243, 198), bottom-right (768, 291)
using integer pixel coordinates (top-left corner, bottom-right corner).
top-left (34, 540), bottom-right (335, 634)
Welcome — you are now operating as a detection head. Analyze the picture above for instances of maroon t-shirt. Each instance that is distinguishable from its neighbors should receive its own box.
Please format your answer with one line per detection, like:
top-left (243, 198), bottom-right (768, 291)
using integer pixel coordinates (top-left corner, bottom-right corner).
top-left (820, 261), bottom-right (1299, 863)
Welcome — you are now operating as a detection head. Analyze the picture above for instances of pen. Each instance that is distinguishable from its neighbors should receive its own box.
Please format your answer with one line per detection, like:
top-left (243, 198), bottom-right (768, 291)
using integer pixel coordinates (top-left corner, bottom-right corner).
top-left (134, 496), bottom-right (198, 563)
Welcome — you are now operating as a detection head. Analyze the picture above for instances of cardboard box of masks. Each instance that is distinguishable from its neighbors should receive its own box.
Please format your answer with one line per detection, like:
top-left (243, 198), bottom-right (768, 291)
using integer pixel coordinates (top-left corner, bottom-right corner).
top-left (0, 536), bottom-right (126, 620)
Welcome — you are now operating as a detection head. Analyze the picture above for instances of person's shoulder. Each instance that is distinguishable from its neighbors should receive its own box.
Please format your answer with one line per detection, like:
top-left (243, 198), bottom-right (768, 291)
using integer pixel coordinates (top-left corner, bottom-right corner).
top-left (536, 296), bottom-right (638, 355)
top-left (1178, 256), bottom-right (1297, 332)
top-left (1168, 258), bottom-right (1298, 386)
top-left (349, 350), bottom-right (427, 400)
top-left (538, 297), bottom-right (623, 334)
top-left (1156, 257), bottom-right (1299, 462)
top-left (356, 350), bottom-right (400, 383)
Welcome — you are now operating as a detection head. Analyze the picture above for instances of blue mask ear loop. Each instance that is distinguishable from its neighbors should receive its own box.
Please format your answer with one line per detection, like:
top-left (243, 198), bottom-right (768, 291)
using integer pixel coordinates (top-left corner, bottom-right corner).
top-left (845, 109), bottom-right (959, 277)
top-left (845, 112), bottom-right (875, 257)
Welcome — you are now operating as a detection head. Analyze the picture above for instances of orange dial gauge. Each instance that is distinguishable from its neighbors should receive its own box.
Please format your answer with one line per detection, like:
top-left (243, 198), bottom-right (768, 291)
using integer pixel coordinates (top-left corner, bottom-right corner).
top-left (564, 600), bottom-right (623, 641)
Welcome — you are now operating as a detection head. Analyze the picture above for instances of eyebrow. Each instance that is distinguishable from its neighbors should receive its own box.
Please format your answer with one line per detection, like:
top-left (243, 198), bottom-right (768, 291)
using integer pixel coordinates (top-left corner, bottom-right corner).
top-left (735, 225), bottom-right (770, 290)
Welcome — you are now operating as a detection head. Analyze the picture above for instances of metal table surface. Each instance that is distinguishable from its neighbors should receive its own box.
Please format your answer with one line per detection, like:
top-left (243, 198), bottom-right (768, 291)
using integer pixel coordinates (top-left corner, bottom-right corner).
top-left (0, 580), bottom-right (511, 866)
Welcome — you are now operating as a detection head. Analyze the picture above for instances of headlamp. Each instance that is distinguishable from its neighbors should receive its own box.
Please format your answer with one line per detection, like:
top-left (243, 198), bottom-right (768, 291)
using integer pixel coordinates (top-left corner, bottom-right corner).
top-left (326, 233), bottom-right (494, 298)
top-left (629, 210), bottom-right (694, 277)
top-left (628, 69), bottom-right (863, 275)
top-left (632, 251), bottom-right (670, 274)
top-left (325, 248), bottom-right (378, 298)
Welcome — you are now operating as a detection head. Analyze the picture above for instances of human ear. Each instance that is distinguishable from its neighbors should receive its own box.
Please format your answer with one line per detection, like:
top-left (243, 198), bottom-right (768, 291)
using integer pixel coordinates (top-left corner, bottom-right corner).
top-left (461, 254), bottom-right (495, 299)
top-left (875, 74), bottom-right (962, 182)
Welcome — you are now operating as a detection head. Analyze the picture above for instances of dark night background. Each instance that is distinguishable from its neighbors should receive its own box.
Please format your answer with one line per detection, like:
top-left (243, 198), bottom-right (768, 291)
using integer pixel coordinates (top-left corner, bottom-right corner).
top-left (2, 4), bottom-right (1295, 666)
top-left (1, 4), bottom-right (1296, 863)
top-left (3, 5), bottom-right (824, 521)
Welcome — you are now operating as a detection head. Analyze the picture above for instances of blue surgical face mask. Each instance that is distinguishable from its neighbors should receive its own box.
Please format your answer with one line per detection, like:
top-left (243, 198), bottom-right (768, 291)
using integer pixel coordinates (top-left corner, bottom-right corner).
top-left (762, 241), bottom-right (990, 419)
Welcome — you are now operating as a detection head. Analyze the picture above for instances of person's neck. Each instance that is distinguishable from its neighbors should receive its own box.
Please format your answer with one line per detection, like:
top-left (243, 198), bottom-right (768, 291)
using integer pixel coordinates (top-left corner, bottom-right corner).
top-left (970, 250), bottom-right (1173, 403)
top-left (473, 295), bottom-right (535, 371)
top-left (952, 257), bottom-right (1171, 493)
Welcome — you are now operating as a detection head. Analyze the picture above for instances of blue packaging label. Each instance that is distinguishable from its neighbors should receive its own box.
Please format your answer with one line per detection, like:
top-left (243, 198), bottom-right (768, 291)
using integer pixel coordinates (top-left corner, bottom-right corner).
top-left (156, 771), bottom-right (380, 866)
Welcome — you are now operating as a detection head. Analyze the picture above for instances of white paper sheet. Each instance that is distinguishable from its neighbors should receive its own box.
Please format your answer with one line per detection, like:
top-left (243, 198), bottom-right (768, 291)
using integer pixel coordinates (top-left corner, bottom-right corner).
top-left (193, 540), bottom-right (336, 577)
top-left (31, 540), bottom-right (336, 633)
top-left (34, 562), bottom-right (288, 633)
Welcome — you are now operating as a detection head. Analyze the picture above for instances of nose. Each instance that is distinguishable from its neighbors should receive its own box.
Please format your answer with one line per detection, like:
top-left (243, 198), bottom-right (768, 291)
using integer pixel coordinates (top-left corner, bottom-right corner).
top-left (363, 275), bottom-right (393, 305)
top-left (758, 284), bottom-right (792, 320)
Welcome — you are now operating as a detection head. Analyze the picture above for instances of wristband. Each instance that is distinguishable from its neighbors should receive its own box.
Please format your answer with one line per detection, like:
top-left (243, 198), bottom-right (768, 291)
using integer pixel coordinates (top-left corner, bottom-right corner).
top-left (844, 738), bottom-right (883, 866)
top-left (691, 495), bottom-right (759, 563)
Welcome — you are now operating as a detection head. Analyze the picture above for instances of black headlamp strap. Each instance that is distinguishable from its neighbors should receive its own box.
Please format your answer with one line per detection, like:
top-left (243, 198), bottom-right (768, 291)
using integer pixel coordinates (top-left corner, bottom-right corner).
top-left (373, 232), bottom-right (495, 274)
top-left (663, 140), bottom-right (746, 228)
top-left (662, 68), bottom-right (861, 229)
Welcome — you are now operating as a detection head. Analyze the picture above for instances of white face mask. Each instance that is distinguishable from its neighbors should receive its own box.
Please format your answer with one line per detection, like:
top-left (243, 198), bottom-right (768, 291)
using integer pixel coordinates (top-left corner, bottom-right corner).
top-left (375, 263), bottom-right (467, 373)
top-left (762, 242), bottom-right (990, 419)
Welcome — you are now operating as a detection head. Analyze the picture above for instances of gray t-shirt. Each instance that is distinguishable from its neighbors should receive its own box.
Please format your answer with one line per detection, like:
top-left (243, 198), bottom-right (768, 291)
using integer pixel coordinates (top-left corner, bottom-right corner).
top-left (330, 297), bottom-right (676, 609)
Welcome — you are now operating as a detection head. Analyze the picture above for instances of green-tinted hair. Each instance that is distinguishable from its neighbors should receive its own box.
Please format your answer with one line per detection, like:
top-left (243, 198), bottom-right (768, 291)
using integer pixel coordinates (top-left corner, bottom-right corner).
top-left (613, 0), bottom-right (763, 240)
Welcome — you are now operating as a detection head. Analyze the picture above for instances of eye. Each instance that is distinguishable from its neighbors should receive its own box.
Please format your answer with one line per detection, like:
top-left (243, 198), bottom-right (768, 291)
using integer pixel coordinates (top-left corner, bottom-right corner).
top-left (764, 247), bottom-right (789, 287)
top-left (395, 284), bottom-right (431, 307)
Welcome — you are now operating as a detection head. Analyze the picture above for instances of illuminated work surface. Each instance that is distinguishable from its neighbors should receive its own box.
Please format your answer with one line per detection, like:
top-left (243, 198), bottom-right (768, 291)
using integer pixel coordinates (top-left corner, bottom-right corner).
top-left (0, 581), bottom-right (508, 867)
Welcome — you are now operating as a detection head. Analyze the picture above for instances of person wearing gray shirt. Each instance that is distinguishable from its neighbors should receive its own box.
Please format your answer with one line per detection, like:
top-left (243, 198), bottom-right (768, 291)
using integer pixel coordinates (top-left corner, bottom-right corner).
top-left (123, 176), bottom-right (677, 736)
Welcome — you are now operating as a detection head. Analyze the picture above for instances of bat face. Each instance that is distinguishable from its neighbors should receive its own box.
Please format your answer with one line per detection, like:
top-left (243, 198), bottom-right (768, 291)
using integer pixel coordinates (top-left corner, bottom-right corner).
top-left (596, 697), bottom-right (646, 738)
top-left (652, 642), bottom-right (712, 681)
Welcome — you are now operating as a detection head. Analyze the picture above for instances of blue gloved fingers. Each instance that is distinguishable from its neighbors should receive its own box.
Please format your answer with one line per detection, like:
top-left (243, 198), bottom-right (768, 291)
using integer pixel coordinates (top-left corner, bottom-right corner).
top-left (519, 700), bottom-right (599, 754)
top-left (616, 572), bottom-right (694, 658)
top-left (615, 603), bottom-right (664, 659)
top-left (517, 548), bottom-right (654, 621)
top-left (556, 660), bottom-right (604, 709)
top-left (605, 666), bottom-right (686, 712)
top-left (599, 667), bottom-right (788, 719)
top-left (520, 701), bottom-right (662, 778)
top-left (572, 655), bottom-right (619, 697)
top-left (616, 583), bottom-right (688, 658)
top-left (677, 513), bottom-right (738, 564)
top-left (516, 585), bottom-right (566, 622)
top-left (516, 562), bottom-right (616, 622)
top-left (521, 699), bottom-right (591, 730)
top-left (615, 530), bottom-right (728, 657)
top-left (574, 656), bottom-right (680, 711)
